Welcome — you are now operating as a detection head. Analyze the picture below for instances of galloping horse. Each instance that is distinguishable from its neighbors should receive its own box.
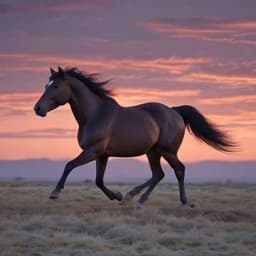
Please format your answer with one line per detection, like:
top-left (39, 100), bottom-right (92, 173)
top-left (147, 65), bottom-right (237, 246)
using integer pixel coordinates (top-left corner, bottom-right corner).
top-left (34, 67), bottom-right (235, 207)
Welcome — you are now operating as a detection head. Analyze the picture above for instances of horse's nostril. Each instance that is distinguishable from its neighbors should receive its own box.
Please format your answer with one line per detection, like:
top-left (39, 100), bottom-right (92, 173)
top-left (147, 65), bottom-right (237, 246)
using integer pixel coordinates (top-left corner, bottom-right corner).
top-left (34, 104), bottom-right (40, 113)
top-left (34, 104), bottom-right (47, 117)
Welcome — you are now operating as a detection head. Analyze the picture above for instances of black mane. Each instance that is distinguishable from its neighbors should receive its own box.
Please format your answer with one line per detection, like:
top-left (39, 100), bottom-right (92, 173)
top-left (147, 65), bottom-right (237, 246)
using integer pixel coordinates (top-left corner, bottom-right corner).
top-left (64, 67), bottom-right (113, 99)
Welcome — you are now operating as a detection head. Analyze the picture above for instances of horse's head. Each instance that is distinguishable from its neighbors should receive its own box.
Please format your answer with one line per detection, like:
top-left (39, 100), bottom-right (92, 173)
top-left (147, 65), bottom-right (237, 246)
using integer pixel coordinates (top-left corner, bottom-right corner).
top-left (34, 67), bottom-right (71, 117)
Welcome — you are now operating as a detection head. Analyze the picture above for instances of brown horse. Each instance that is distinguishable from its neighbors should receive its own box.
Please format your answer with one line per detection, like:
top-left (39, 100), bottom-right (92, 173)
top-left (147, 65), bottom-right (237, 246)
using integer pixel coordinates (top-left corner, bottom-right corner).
top-left (34, 67), bottom-right (235, 207)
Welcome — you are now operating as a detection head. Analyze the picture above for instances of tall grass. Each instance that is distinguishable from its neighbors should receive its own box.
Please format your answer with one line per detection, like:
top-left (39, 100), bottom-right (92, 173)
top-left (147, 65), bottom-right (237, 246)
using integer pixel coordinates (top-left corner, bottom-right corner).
top-left (0, 182), bottom-right (255, 256)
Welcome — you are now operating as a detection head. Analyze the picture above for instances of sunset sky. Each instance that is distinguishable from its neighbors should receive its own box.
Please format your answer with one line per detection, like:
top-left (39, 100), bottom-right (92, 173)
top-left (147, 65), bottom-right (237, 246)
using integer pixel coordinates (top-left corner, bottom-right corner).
top-left (0, 0), bottom-right (255, 163)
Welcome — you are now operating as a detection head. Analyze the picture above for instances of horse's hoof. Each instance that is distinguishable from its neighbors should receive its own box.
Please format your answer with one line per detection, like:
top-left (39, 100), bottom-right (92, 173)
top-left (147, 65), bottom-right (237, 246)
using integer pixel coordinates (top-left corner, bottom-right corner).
top-left (49, 189), bottom-right (60, 200)
top-left (115, 192), bottom-right (123, 201)
top-left (120, 192), bottom-right (133, 205)
top-left (49, 193), bottom-right (59, 199)
top-left (180, 201), bottom-right (196, 208)
top-left (189, 203), bottom-right (196, 208)
top-left (185, 200), bottom-right (196, 208)
top-left (135, 201), bottom-right (144, 210)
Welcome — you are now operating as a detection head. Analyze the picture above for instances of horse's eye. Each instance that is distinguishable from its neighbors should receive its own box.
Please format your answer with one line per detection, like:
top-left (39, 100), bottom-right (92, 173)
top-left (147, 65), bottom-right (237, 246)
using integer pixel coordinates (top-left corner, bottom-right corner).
top-left (45, 80), bottom-right (54, 89)
top-left (53, 84), bottom-right (58, 89)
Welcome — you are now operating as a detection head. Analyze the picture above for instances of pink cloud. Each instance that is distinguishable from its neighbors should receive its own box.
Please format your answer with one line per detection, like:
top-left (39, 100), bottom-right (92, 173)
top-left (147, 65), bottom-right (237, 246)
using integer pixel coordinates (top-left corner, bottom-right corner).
top-left (0, 52), bottom-right (209, 75)
top-left (144, 18), bottom-right (256, 46)
top-left (0, 92), bottom-right (69, 117)
top-left (176, 72), bottom-right (256, 86)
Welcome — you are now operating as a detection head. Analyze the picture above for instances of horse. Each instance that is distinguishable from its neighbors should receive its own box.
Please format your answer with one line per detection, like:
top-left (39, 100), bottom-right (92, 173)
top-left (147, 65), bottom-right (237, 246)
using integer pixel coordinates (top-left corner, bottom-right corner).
top-left (34, 66), bottom-right (235, 208)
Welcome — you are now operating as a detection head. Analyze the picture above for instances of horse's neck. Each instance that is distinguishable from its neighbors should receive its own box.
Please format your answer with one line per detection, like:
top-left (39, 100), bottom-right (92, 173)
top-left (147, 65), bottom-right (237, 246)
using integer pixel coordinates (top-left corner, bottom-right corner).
top-left (68, 78), bottom-right (101, 126)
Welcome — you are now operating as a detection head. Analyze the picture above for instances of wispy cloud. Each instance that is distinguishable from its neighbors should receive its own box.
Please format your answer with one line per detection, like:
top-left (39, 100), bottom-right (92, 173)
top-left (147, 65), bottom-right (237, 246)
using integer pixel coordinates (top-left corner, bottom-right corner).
top-left (199, 94), bottom-right (256, 105)
top-left (0, 92), bottom-right (72, 117)
top-left (0, 52), bottom-right (209, 75)
top-left (0, 87), bottom-right (199, 118)
top-left (144, 18), bottom-right (256, 46)
top-left (166, 60), bottom-right (256, 87)
top-left (2, 52), bottom-right (255, 90)
top-left (0, 128), bottom-right (76, 138)
top-left (0, 93), bottom-right (39, 116)
top-left (176, 72), bottom-right (256, 87)
top-left (115, 87), bottom-right (199, 105)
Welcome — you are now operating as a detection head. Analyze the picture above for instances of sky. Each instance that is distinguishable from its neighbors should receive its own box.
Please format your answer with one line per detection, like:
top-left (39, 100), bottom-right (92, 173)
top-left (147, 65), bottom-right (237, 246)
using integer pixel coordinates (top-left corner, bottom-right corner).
top-left (0, 0), bottom-right (255, 163)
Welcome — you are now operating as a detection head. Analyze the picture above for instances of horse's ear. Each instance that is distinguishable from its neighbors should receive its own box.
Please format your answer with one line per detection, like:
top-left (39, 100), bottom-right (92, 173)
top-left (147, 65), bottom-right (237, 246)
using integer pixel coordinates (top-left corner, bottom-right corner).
top-left (58, 66), bottom-right (64, 77)
top-left (50, 67), bottom-right (56, 75)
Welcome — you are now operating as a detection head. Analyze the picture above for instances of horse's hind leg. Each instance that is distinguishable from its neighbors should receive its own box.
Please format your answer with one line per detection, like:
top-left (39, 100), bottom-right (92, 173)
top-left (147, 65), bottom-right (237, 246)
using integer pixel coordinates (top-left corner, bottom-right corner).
top-left (162, 153), bottom-right (187, 205)
top-left (136, 149), bottom-right (165, 208)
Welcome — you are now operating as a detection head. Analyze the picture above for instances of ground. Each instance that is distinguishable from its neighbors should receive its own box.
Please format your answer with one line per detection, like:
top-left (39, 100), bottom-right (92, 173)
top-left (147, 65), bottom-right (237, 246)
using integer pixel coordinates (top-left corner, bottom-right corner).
top-left (0, 182), bottom-right (255, 256)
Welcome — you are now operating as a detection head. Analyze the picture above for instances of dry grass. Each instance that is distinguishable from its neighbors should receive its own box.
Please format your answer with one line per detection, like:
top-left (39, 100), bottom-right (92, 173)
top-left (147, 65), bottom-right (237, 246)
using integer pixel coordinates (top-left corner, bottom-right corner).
top-left (0, 182), bottom-right (255, 256)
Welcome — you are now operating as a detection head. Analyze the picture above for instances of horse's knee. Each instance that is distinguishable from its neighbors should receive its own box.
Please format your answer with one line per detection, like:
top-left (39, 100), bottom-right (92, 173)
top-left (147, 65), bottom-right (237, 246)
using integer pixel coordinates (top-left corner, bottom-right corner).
top-left (175, 169), bottom-right (185, 182)
top-left (158, 171), bottom-right (165, 181)
top-left (164, 154), bottom-right (185, 179)
top-left (151, 170), bottom-right (165, 184)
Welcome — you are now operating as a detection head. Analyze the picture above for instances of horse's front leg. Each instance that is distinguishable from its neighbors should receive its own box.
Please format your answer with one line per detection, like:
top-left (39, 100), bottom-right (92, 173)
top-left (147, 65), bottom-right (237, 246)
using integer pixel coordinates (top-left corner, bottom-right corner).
top-left (50, 144), bottom-right (102, 199)
top-left (96, 156), bottom-right (123, 201)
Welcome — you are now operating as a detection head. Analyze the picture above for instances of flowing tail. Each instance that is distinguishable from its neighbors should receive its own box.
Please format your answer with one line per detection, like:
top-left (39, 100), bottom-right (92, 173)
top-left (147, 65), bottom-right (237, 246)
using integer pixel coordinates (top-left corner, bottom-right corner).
top-left (172, 105), bottom-right (236, 152)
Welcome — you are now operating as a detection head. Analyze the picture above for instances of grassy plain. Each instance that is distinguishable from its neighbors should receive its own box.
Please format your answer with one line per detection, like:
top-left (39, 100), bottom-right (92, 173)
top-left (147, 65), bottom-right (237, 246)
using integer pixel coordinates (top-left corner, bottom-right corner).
top-left (0, 182), bottom-right (255, 256)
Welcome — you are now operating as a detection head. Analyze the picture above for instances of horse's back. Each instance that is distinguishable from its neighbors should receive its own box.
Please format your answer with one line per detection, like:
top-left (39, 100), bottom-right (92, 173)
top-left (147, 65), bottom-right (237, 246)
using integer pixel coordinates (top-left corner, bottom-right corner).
top-left (138, 102), bottom-right (184, 128)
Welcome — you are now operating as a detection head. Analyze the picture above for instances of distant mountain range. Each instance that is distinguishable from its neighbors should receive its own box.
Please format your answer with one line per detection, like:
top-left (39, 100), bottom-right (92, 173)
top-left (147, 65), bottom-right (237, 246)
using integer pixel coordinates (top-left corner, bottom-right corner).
top-left (0, 158), bottom-right (255, 183)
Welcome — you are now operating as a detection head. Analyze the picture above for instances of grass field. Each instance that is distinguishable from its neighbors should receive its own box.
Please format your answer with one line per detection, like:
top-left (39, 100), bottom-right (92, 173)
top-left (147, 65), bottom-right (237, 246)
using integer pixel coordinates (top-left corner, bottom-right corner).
top-left (0, 182), bottom-right (255, 256)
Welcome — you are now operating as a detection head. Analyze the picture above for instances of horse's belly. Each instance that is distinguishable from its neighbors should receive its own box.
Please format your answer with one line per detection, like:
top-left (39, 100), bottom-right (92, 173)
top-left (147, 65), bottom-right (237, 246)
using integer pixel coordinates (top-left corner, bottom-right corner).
top-left (107, 135), bottom-right (154, 156)
top-left (106, 114), bottom-right (159, 157)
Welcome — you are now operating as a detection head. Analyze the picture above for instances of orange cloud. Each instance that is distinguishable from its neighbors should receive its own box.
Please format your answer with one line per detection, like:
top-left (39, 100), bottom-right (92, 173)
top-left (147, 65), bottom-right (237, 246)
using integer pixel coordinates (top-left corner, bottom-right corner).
top-left (115, 87), bottom-right (199, 105)
top-left (0, 93), bottom-right (39, 115)
top-left (0, 92), bottom-right (39, 101)
top-left (0, 128), bottom-right (76, 138)
top-left (192, 72), bottom-right (256, 85)
top-left (115, 88), bottom-right (199, 96)
top-left (0, 92), bottom-right (70, 118)
top-left (207, 111), bottom-right (256, 128)
top-left (199, 94), bottom-right (256, 105)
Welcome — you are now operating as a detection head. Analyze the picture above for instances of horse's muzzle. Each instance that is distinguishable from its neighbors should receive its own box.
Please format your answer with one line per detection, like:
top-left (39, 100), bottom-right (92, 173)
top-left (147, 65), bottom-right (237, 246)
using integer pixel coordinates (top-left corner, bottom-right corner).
top-left (34, 103), bottom-right (47, 117)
